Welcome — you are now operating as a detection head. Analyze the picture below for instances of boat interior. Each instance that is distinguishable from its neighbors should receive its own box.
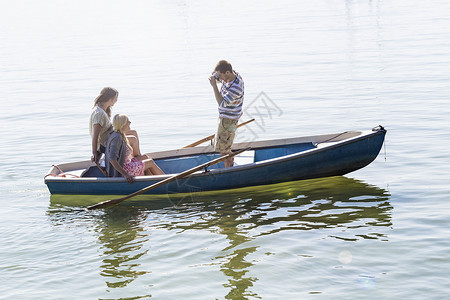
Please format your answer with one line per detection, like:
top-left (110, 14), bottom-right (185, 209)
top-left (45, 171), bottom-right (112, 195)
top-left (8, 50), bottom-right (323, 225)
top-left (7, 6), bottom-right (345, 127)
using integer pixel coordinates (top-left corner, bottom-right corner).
top-left (50, 131), bottom-right (363, 179)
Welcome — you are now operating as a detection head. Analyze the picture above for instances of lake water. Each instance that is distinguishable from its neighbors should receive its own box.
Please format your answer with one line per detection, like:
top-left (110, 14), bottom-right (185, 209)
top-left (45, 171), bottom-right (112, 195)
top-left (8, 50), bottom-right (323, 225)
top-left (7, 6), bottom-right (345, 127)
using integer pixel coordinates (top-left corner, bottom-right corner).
top-left (1, 0), bottom-right (449, 299)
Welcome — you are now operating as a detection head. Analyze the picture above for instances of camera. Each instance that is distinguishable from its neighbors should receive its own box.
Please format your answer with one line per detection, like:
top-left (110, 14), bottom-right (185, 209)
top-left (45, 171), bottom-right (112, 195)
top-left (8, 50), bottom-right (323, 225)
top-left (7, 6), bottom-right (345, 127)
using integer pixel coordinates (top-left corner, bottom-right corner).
top-left (212, 71), bottom-right (220, 80)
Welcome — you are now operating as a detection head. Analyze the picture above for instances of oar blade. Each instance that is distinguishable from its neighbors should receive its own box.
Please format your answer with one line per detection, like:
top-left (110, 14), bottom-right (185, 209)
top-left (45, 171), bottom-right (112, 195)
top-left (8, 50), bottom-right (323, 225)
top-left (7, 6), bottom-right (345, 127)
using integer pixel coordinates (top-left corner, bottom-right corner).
top-left (86, 196), bottom-right (127, 210)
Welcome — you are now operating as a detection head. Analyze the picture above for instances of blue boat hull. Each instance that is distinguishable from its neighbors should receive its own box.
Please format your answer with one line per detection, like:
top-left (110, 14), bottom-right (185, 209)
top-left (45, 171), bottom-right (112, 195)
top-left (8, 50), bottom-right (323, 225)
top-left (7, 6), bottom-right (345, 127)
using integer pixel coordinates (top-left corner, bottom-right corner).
top-left (45, 128), bottom-right (386, 195)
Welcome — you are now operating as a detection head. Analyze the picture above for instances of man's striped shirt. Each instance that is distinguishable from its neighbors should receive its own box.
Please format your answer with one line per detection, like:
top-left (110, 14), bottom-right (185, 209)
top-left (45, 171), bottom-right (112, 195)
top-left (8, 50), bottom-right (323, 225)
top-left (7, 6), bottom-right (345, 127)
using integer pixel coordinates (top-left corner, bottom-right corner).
top-left (219, 71), bottom-right (244, 119)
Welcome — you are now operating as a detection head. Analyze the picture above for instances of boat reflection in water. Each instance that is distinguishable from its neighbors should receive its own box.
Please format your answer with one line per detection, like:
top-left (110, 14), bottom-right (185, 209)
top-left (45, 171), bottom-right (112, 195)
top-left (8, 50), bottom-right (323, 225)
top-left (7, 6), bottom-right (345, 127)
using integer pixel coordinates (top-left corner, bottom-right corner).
top-left (48, 176), bottom-right (392, 299)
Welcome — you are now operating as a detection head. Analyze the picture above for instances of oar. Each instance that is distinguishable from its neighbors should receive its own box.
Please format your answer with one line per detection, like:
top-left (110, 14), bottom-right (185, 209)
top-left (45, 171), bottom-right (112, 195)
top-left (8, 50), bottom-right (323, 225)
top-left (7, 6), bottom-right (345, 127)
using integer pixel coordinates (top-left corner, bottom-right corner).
top-left (86, 147), bottom-right (250, 210)
top-left (183, 118), bottom-right (255, 148)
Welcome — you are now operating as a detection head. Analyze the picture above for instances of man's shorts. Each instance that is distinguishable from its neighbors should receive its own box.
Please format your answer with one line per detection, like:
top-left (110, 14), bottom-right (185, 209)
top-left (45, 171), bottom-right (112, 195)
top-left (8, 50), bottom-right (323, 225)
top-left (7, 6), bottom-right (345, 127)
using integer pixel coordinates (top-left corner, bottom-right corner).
top-left (214, 117), bottom-right (238, 154)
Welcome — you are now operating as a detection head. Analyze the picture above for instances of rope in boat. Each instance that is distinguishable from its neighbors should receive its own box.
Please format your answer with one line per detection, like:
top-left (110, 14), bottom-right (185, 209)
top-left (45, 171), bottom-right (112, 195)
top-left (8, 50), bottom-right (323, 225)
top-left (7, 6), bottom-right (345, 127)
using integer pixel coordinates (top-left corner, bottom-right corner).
top-left (371, 125), bottom-right (388, 161)
top-left (314, 131), bottom-right (349, 146)
top-left (314, 125), bottom-right (386, 147)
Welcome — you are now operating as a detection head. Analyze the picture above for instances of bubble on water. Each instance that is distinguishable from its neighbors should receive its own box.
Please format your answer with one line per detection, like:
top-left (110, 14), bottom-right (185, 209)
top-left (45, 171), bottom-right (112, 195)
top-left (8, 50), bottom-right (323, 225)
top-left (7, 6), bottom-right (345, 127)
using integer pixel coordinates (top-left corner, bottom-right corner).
top-left (338, 250), bottom-right (352, 264)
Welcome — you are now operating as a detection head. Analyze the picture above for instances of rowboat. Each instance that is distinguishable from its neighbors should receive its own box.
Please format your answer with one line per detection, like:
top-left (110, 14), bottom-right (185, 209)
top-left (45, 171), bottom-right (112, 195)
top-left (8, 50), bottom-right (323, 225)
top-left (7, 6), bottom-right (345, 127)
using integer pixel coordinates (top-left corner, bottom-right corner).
top-left (44, 126), bottom-right (386, 196)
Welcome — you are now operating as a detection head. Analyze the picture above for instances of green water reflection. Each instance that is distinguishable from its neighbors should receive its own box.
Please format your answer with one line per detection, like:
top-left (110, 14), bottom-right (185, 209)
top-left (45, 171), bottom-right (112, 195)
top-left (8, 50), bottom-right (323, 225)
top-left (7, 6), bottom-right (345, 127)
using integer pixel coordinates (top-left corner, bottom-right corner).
top-left (48, 176), bottom-right (391, 299)
top-left (94, 209), bottom-right (150, 290)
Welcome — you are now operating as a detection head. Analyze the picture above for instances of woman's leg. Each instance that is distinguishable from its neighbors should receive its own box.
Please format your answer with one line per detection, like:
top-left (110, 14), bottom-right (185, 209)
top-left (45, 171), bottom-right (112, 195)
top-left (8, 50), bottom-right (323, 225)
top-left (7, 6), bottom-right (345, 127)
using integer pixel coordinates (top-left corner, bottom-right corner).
top-left (132, 154), bottom-right (152, 175)
top-left (126, 135), bottom-right (142, 157)
top-left (144, 159), bottom-right (165, 175)
top-left (126, 129), bottom-right (139, 140)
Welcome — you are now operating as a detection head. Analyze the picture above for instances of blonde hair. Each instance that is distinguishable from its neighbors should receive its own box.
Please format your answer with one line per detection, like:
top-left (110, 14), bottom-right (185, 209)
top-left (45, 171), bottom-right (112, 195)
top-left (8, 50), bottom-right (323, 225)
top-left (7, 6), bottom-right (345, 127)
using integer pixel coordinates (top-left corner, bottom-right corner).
top-left (112, 114), bottom-right (131, 150)
top-left (94, 87), bottom-right (118, 117)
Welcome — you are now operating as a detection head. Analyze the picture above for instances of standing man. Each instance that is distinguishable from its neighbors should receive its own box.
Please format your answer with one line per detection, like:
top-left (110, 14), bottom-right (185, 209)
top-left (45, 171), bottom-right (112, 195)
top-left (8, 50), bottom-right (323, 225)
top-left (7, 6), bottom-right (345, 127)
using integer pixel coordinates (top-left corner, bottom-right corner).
top-left (208, 60), bottom-right (244, 168)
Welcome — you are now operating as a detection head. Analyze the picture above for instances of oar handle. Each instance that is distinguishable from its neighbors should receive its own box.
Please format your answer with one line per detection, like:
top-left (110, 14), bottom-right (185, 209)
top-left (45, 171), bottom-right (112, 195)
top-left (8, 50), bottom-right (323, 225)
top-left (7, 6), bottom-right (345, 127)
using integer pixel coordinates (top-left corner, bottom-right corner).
top-left (183, 119), bottom-right (255, 148)
top-left (183, 136), bottom-right (213, 148)
top-left (86, 147), bottom-right (251, 210)
top-left (95, 163), bottom-right (108, 177)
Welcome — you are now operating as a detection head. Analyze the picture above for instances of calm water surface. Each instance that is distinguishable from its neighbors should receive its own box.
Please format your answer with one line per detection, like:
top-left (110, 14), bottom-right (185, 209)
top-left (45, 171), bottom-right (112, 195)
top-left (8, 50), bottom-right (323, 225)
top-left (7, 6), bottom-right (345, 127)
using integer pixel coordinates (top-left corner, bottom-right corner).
top-left (1, 0), bottom-right (449, 299)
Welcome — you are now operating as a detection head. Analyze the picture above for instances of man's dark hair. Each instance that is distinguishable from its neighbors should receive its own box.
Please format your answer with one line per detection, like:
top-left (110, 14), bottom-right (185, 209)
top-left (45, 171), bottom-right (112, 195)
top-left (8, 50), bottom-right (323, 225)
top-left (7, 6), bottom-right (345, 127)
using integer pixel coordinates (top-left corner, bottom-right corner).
top-left (215, 60), bottom-right (233, 73)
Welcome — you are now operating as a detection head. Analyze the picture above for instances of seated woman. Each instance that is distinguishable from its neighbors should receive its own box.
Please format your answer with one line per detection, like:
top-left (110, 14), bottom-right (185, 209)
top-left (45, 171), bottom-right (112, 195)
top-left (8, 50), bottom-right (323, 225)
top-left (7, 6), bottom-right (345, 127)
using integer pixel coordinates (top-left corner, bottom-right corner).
top-left (105, 114), bottom-right (165, 182)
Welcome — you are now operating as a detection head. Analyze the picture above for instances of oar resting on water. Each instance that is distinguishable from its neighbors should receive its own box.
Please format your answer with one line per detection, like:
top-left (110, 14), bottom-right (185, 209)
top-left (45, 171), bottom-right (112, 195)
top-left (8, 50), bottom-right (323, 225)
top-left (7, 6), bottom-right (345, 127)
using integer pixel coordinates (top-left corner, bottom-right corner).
top-left (86, 147), bottom-right (251, 210)
top-left (183, 118), bottom-right (255, 148)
